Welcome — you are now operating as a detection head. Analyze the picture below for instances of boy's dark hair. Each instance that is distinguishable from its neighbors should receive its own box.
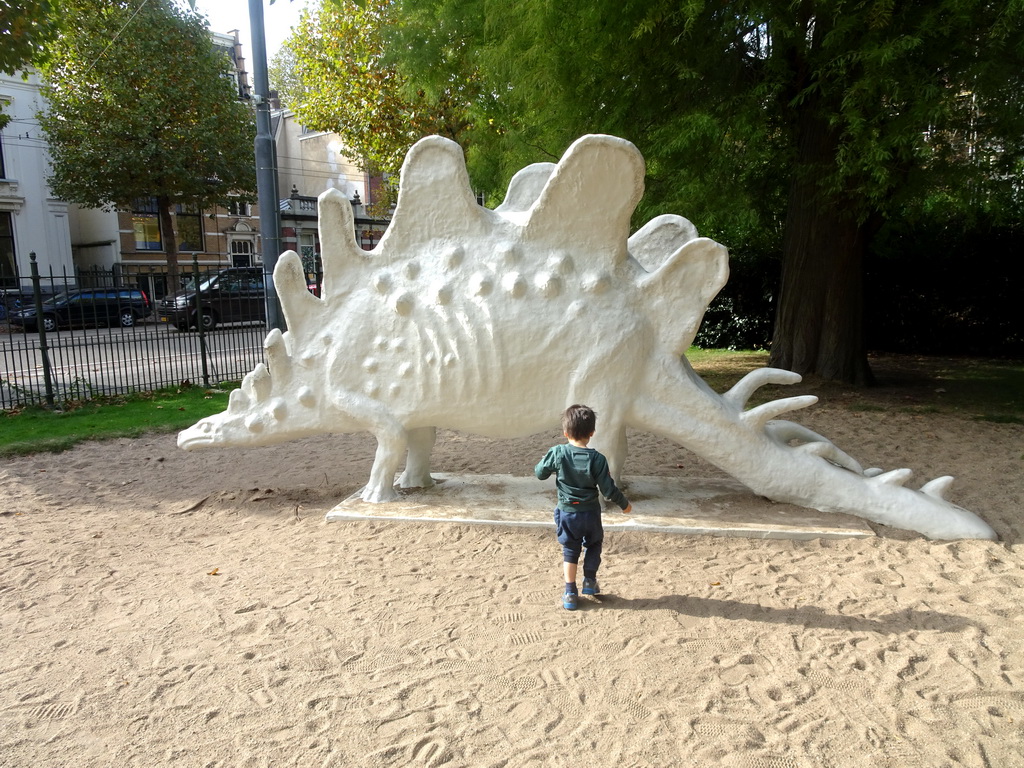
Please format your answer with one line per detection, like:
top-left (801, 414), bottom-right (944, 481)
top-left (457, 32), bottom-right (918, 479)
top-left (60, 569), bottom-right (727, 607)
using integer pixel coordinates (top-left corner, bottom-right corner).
top-left (562, 404), bottom-right (597, 441)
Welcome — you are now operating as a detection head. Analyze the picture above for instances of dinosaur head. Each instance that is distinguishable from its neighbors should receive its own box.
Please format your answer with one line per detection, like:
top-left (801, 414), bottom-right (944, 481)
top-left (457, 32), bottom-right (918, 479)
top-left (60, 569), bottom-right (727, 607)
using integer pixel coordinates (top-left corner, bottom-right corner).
top-left (177, 372), bottom-right (321, 451)
top-left (177, 328), bottom-right (340, 451)
top-left (176, 380), bottom-right (314, 451)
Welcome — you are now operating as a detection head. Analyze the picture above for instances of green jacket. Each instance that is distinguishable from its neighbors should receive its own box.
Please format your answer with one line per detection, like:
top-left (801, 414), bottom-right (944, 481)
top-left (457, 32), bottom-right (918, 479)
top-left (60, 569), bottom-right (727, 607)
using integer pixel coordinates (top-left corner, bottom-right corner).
top-left (535, 443), bottom-right (629, 515)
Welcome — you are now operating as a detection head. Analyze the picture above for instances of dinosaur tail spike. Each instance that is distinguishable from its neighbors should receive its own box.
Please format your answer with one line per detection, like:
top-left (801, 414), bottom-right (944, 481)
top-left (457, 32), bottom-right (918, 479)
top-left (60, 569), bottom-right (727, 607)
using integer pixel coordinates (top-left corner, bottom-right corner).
top-left (766, 420), bottom-right (830, 445)
top-left (795, 441), bottom-right (865, 474)
top-left (242, 363), bottom-right (273, 402)
top-left (766, 420), bottom-right (864, 473)
top-left (921, 475), bottom-right (955, 500)
top-left (724, 368), bottom-right (803, 410)
top-left (871, 468), bottom-right (914, 487)
top-left (798, 441), bottom-right (830, 457)
top-left (741, 395), bottom-right (819, 431)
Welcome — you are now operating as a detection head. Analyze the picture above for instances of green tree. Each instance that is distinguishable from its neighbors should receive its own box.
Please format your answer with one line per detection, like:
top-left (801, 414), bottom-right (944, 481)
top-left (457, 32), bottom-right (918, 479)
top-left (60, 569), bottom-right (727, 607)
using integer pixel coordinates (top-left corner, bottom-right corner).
top-left (287, 0), bottom-right (472, 178)
top-left (1, 0), bottom-right (60, 127)
top-left (37, 0), bottom-right (256, 288)
top-left (0, 0), bottom-right (58, 74)
top-left (393, 0), bottom-right (1024, 383)
top-left (268, 42), bottom-right (305, 110)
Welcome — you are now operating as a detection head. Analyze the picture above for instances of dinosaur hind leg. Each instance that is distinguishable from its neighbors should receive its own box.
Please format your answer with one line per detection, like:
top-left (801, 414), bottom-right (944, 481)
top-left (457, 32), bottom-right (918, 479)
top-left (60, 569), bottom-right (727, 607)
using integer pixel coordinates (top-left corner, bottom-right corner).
top-left (572, 396), bottom-right (629, 485)
top-left (590, 423), bottom-right (627, 485)
top-left (399, 426), bottom-right (437, 489)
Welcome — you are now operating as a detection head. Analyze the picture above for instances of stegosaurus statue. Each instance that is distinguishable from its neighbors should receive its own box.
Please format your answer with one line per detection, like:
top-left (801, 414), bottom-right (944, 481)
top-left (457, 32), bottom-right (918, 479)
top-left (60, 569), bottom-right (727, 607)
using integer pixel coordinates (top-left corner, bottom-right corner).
top-left (178, 134), bottom-right (996, 541)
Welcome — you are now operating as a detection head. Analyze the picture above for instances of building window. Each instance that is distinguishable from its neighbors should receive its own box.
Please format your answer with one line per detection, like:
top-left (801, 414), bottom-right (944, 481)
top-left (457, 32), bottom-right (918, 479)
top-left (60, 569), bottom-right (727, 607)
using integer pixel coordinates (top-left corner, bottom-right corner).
top-left (175, 204), bottom-right (203, 252)
top-left (230, 239), bottom-right (254, 267)
top-left (131, 197), bottom-right (162, 251)
top-left (298, 232), bottom-right (318, 275)
top-left (227, 199), bottom-right (250, 217)
top-left (0, 133), bottom-right (6, 178)
top-left (0, 212), bottom-right (15, 287)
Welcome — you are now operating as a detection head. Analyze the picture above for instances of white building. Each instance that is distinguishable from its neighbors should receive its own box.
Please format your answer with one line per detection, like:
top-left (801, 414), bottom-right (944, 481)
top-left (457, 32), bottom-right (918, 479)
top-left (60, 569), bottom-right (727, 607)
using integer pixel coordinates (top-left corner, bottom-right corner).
top-left (0, 70), bottom-right (75, 288)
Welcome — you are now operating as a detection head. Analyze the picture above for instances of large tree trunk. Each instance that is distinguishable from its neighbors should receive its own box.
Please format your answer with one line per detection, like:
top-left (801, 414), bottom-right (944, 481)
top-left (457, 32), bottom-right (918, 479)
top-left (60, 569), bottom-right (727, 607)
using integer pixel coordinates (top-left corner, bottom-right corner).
top-left (158, 196), bottom-right (181, 294)
top-left (769, 110), bottom-right (874, 385)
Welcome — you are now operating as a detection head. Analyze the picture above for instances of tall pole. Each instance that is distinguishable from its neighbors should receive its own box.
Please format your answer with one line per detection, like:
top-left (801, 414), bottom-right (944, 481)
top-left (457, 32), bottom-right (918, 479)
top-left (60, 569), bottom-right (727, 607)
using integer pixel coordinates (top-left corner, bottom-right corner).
top-left (249, 0), bottom-right (284, 331)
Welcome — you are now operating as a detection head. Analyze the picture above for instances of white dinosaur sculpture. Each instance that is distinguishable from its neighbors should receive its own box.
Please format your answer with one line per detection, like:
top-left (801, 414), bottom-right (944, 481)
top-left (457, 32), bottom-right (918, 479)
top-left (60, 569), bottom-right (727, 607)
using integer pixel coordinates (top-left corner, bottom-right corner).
top-left (178, 134), bottom-right (997, 541)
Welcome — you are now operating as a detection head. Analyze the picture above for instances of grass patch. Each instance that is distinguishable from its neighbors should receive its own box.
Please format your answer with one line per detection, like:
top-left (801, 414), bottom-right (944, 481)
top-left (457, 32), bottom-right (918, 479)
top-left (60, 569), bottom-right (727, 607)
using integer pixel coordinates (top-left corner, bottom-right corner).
top-left (686, 348), bottom-right (768, 392)
top-left (0, 383), bottom-right (236, 458)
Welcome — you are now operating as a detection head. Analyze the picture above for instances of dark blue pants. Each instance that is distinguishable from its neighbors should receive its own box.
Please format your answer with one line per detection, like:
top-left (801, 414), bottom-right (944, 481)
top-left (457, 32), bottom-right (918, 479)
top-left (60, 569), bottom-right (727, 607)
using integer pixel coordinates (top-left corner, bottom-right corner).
top-left (554, 507), bottom-right (603, 578)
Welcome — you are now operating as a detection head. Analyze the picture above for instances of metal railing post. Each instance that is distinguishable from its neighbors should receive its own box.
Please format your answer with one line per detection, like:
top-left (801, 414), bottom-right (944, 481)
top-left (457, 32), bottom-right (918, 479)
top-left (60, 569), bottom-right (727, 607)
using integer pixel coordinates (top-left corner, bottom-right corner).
top-left (29, 252), bottom-right (56, 409)
top-left (193, 254), bottom-right (210, 387)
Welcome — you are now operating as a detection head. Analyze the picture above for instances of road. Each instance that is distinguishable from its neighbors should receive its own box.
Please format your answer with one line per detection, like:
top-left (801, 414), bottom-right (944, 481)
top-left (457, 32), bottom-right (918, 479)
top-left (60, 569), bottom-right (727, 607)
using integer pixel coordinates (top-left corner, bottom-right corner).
top-left (0, 319), bottom-right (268, 408)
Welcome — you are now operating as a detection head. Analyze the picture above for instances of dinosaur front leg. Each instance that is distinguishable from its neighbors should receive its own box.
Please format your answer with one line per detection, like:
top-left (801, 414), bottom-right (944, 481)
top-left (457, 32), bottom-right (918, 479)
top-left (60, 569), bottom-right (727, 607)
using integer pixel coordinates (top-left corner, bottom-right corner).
top-left (363, 423), bottom-right (408, 503)
top-left (331, 390), bottom-right (409, 503)
top-left (399, 426), bottom-right (437, 489)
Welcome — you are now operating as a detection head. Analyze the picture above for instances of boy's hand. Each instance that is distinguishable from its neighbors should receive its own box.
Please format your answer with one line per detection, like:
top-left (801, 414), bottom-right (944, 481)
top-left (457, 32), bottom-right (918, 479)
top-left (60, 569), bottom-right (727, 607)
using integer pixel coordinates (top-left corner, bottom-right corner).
top-left (623, 503), bottom-right (632, 515)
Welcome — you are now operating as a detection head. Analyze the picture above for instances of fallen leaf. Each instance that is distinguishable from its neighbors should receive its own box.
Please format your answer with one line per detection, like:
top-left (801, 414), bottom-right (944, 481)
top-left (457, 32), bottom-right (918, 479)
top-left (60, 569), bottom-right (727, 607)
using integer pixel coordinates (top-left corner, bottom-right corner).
top-left (208, 568), bottom-right (220, 576)
top-left (710, 582), bottom-right (721, 586)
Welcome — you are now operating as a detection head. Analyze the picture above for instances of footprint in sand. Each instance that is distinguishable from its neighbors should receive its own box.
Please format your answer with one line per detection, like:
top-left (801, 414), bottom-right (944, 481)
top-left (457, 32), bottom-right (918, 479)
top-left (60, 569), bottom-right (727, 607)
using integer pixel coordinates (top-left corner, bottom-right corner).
top-left (431, 645), bottom-right (475, 672)
top-left (611, 693), bottom-right (653, 722)
top-left (238, 677), bottom-right (276, 709)
top-left (29, 700), bottom-right (77, 722)
top-left (717, 652), bottom-right (773, 686)
top-left (690, 715), bottom-right (767, 750)
top-left (410, 736), bottom-right (450, 766)
top-left (508, 631), bottom-right (543, 647)
top-left (493, 611), bottom-right (524, 624)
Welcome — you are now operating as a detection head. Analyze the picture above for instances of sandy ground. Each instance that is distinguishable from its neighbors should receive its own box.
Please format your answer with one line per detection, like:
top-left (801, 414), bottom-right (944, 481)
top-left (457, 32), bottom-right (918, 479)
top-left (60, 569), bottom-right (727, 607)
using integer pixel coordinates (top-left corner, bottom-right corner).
top-left (2, 397), bottom-right (1023, 767)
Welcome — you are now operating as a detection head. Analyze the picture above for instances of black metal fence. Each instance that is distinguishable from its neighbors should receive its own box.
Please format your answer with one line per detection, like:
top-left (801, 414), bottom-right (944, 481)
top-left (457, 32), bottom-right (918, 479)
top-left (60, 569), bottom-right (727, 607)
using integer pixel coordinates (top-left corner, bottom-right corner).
top-left (1, 255), bottom-right (270, 410)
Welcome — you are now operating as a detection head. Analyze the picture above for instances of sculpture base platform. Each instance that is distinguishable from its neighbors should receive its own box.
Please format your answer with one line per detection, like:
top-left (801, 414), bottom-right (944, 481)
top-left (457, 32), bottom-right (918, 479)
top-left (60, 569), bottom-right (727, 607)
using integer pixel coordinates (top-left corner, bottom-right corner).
top-left (325, 474), bottom-right (875, 540)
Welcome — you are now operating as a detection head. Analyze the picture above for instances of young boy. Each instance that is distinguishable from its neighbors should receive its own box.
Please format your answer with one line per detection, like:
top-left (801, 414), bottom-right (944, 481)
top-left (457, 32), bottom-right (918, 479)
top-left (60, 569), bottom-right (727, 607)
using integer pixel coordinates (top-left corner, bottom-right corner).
top-left (535, 404), bottom-right (632, 610)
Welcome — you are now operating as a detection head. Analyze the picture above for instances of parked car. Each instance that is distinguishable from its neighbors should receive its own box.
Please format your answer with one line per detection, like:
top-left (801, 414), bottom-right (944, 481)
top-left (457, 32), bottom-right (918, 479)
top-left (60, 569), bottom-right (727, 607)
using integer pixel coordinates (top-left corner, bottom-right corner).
top-left (8, 288), bottom-right (151, 332)
top-left (159, 267), bottom-right (266, 331)
top-left (0, 291), bottom-right (22, 322)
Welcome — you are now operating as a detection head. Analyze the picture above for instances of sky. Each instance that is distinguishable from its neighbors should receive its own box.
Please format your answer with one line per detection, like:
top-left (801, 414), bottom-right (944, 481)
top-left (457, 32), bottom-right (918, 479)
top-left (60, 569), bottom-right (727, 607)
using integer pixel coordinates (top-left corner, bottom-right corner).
top-left (190, 0), bottom-right (309, 64)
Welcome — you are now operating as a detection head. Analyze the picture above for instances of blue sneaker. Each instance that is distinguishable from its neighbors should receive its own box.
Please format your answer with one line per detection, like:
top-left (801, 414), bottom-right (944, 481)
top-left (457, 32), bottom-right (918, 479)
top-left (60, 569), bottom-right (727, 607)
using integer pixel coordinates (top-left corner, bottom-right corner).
top-left (582, 578), bottom-right (600, 596)
top-left (562, 591), bottom-right (578, 611)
